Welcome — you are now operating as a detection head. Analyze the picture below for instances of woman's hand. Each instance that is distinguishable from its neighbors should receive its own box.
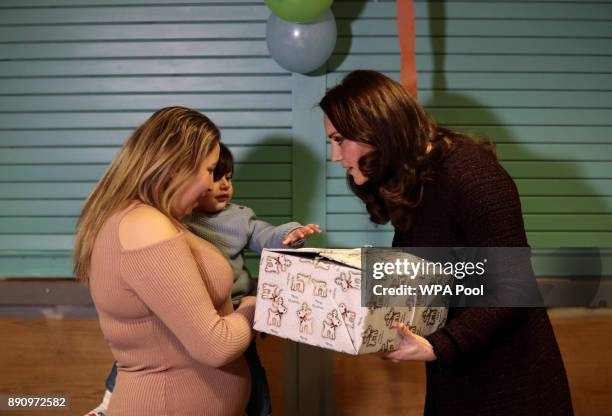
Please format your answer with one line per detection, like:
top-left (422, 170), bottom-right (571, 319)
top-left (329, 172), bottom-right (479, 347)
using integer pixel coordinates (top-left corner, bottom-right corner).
top-left (384, 323), bottom-right (437, 363)
top-left (282, 224), bottom-right (322, 245)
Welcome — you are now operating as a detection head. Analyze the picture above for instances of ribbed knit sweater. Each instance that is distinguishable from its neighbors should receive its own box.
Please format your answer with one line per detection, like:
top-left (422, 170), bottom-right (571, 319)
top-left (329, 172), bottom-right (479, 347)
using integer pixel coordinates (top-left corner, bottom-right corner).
top-left (89, 205), bottom-right (255, 415)
top-left (393, 142), bottom-right (573, 415)
top-left (185, 203), bottom-right (303, 308)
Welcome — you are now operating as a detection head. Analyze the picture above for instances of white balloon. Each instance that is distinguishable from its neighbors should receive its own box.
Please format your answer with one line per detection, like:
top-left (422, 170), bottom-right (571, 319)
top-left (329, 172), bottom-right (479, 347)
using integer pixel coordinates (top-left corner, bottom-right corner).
top-left (266, 9), bottom-right (337, 74)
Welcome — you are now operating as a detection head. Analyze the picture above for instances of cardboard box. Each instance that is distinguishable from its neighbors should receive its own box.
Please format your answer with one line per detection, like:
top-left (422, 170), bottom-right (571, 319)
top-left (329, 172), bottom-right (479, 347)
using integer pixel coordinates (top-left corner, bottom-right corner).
top-left (253, 248), bottom-right (448, 355)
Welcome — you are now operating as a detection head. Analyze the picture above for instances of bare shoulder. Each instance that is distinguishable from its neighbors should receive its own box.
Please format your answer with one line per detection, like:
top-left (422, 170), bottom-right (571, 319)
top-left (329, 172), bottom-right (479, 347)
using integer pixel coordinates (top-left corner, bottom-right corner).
top-left (118, 205), bottom-right (180, 251)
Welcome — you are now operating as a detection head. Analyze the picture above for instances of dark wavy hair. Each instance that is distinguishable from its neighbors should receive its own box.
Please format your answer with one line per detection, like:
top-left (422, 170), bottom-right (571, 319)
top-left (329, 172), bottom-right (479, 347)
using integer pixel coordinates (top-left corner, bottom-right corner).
top-left (214, 142), bottom-right (234, 181)
top-left (319, 70), bottom-right (495, 232)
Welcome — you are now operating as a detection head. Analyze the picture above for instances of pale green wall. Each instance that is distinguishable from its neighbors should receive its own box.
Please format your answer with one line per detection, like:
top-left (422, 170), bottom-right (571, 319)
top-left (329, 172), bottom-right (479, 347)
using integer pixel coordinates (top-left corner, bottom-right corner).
top-left (0, 0), bottom-right (611, 277)
top-left (321, 0), bottom-right (612, 249)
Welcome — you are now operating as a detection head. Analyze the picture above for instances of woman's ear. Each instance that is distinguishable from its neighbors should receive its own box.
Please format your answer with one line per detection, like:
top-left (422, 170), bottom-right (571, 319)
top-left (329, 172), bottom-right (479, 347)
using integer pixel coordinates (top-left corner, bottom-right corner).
top-left (170, 167), bottom-right (185, 180)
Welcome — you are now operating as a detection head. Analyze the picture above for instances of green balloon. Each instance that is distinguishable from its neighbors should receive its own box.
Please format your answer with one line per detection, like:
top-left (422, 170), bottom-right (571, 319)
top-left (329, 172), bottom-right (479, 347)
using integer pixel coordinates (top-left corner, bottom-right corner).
top-left (266, 0), bottom-right (333, 23)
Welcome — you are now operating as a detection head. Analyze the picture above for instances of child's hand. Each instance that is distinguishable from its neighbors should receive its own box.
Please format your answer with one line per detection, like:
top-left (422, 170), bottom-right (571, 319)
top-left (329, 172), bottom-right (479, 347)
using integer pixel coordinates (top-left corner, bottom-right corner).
top-left (283, 224), bottom-right (321, 245)
top-left (239, 295), bottom-right (256, 308)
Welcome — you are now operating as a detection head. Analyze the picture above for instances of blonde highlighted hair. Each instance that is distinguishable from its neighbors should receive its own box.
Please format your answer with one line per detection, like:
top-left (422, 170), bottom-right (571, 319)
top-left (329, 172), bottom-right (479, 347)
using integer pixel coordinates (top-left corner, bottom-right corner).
top-left (74, 106), bottom-right (220, 282)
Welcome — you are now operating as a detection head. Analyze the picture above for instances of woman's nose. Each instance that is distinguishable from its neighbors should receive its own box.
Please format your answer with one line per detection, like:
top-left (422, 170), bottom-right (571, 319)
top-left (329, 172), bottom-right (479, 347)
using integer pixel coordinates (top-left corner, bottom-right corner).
top-left (331, 142), bottom-right (342, 162)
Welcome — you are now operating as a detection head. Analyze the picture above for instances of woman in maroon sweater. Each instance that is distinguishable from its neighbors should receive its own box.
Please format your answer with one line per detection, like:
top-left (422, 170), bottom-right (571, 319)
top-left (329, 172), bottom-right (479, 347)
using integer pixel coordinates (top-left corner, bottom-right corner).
top-left (320, 70), bottom-right (573, 415)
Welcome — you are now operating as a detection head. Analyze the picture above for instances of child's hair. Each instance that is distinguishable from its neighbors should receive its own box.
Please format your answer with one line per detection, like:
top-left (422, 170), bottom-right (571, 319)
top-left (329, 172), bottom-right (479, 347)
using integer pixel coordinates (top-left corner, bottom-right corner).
top-left (214, 142), bottom-right (234, 181)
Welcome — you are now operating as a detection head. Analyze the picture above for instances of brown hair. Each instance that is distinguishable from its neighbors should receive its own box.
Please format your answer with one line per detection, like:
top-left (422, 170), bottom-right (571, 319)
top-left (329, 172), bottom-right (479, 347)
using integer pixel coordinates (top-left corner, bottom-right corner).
top-left (214, 142), bottom-right (234, 181)
top-left (319, 70), bottom-right (494, 232)
top-left (74, 106), bottom-right (220, 281)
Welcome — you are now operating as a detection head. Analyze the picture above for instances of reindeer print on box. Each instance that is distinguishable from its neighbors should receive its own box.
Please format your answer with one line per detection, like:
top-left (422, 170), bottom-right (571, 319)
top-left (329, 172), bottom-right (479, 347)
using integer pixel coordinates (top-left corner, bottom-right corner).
top-left (339, 303), bottom-right (356, 329)
top-left (422, 307), bottom-right (446, 328)
top-left (261, 283), bottom-right (280, 300)
top-left (296, 302), bottom-right (313, 335)
top-left (380, 338), bottom-right (396, 352)
top-left (267, 296), bottom-right (287, 327)
top-left (322, 310), bottom-right (342, 340)
top-left (384, 308), bottom-right (402, 329)
top-left (264, 254), bottom-right (292, 274)
top-left (361, 325), bottom-right (381, 348)
top-left (259, 283), bottom-right (287, 328)
top-left (291, 273), bottom-right (308, 293)
top-left (299, 257), bottom-right (331, 270)
top-left (311, 278), bottom-right (328, 298)
top-left (334, 271), bottom-right (361, 292)
top-left (254, 248), bottom-right (448, 355)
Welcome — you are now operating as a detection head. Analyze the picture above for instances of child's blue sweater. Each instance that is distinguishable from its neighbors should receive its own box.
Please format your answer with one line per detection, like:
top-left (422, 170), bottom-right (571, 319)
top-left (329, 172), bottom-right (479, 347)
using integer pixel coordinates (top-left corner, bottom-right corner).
top-left (184, 203), bottom-right (303, 307)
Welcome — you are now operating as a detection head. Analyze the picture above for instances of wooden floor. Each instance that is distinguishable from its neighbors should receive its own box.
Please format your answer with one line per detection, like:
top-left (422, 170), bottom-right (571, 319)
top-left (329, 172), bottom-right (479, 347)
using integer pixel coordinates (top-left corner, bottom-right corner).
top-left (333, 314), bottom-right (612, 416)
top-left (1, 313), bottom-right (611, 415)
top-left (0, 319), bottom-right (114, 416)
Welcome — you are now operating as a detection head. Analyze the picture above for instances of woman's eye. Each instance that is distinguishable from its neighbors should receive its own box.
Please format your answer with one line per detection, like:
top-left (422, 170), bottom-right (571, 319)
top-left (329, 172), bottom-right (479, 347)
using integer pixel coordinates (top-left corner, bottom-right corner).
top-left (332, 137), bottom-right (344, 144)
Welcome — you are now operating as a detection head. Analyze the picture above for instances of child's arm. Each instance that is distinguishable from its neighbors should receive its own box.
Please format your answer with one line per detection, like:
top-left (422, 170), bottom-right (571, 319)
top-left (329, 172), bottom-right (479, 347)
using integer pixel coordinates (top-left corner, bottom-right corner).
top-left (243, 207), bottom-right (319, 253)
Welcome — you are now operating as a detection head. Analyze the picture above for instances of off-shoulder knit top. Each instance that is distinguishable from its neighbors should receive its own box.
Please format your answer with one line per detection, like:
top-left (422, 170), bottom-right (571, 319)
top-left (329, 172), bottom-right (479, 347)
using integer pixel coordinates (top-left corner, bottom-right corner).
top-left (89, 204), bottom-right (255, 416)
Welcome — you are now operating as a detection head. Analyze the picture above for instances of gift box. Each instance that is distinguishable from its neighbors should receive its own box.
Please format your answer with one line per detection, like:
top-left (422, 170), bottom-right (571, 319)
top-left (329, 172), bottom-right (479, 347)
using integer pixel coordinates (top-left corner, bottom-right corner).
top-left (253, 248), bottom-right (448, 355)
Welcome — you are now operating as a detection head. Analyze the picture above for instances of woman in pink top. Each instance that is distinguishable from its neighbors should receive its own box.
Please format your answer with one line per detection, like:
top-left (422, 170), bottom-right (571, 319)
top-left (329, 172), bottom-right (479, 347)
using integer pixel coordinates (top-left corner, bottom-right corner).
top-left (74, 107), bottom-right (256, 416)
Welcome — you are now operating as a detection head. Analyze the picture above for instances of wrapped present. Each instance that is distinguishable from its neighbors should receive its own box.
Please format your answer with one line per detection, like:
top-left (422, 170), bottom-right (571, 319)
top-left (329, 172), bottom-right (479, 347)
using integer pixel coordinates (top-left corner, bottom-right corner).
top-left (253, 248), bottom-right (448, 355)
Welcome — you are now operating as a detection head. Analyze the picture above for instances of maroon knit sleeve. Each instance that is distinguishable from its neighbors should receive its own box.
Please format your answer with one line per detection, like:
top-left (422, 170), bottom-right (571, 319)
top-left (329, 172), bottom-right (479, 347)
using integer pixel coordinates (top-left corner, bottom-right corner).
top-left (426, 146), bottom-right (530, 366)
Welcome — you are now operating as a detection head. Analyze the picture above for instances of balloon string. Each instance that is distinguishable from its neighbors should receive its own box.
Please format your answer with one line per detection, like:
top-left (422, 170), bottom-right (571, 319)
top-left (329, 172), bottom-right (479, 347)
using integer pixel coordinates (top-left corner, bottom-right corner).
top-left (396, 0), bottom-right (417, 98)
